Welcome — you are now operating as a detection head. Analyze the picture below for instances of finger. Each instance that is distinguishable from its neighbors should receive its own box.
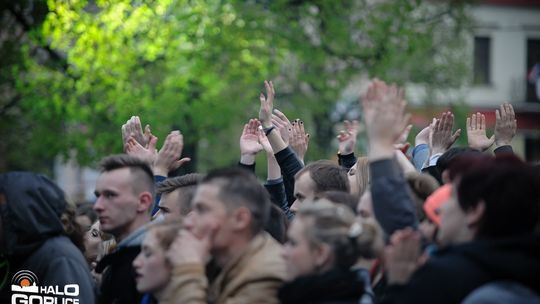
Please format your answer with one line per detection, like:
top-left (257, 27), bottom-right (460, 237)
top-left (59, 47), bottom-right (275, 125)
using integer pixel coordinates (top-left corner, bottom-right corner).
top-left (306, 133), bottom-right (310, 145)
top-left (499, 104), bottom-right (506, 120)
top-left (242, 124), bottom-right (249, 136)
top-left (495, 109), bottom-right (501, 121)
top-left (480, 114), bottom-right (486, 130)
top-left (466, 117), bottom-right (471, 131)
top-left (488, 135), bottom-right (495, 146)
top-left (471, 113), bottom-right (477, 130)
top-left (274, 109), bottom-right (291, 124)
top-left (147, 135), bottom-right (158, 151)
top-left (507, 103), bottom-right (515, 119)
top-left (175, 157), bottom-right (191, 168)
top-left (299, 120), bottom-right (305, 134)
top-left (451, 129), bottom-right (461, 143)
top-left (444, 112), bottom-right (454, 131)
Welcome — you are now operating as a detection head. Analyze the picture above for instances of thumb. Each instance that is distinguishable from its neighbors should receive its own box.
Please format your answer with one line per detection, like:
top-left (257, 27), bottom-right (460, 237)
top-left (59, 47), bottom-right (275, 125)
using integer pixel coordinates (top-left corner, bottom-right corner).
top-left (147, 135), bottom-right (158, 151)
top-left (451, 129), bottom-right (461, 143)
top-left (175, 157), bottom-right (191, 169)
top-left (488, 135), bottom-right (495, 145)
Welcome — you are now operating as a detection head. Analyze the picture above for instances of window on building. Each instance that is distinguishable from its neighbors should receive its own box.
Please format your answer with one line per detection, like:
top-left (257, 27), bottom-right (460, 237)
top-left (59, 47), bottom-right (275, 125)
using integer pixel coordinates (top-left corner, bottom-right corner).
top-left (526, 137), bottom-right (540, 163)
top-left (473, 36), bottom-right (491, 85)
top-left (526, 39), bottom-right (540, 103)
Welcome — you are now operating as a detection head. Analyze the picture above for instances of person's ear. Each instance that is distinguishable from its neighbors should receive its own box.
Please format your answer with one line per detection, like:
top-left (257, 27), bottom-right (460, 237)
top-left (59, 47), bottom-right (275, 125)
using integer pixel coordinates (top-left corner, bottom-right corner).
top-left (232, 207), bottom-right (252, 231)
top-left (313, 243), bottom-right (332, 270)
top-left (466, 200), bottom-right (486, 229)
top-left (137, 191), bottom-right (153, 213)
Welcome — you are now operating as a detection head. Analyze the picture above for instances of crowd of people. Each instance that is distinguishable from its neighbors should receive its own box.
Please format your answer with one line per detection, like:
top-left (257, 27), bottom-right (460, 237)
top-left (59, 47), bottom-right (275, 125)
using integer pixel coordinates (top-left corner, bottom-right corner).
top-left (1, 79), bottom-right (540, 304)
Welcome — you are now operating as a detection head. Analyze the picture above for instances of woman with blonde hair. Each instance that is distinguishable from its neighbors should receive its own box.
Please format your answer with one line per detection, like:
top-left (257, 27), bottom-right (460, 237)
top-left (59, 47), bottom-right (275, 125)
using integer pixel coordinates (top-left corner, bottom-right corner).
top-left (279, 199), bottom-right (383, 304)
top-left (133, 221), bottom-right (183, 304)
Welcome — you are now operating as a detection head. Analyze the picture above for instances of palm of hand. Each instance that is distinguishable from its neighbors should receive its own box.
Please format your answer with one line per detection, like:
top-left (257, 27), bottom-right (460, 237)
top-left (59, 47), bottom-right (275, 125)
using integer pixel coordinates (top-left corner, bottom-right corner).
top-left (468, 129), bottom-right (493, 150)
top-left (241, 134), bottom-right (263, 154)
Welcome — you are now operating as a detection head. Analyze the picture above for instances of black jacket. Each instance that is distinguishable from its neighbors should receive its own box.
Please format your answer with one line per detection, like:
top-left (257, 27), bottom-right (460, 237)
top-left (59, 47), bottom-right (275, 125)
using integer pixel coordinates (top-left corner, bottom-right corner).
top-left (279, 268), bottom-right (366, 304)
top-left (95, 224), bottom-right (147, 304)
top-left (0, 172), bottom-right (95, 303)
top-left (383, 234), bottom-right (540, 304)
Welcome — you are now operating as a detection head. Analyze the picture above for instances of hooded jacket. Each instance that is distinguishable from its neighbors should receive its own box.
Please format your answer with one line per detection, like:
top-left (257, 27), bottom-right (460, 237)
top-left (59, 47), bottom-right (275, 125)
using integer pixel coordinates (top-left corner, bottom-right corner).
top-left (383, 234), bottom-right (540, 304)
top-left (0, 172), bottom-right (95, 303)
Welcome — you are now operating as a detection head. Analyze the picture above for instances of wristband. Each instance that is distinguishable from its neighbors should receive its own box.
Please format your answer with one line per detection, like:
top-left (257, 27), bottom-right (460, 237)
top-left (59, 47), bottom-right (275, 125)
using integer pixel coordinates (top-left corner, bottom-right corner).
top-left (263, 125), bottom-right (275, 136)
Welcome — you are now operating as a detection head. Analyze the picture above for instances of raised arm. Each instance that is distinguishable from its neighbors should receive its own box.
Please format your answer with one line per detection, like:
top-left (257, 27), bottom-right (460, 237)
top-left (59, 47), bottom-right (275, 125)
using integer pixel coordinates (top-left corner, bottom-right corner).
top-left (259, 80), bottom-right (288, 153)
top-left (337, 120), bottom-right (359, 169)
top-left (362, 79), bottom-right (418, 236)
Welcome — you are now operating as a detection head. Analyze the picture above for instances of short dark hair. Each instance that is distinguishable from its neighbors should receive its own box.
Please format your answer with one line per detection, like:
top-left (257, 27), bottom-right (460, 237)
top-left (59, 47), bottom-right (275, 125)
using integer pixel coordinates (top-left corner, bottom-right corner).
top-left (99, 154), bottom-right (155, 198)
top-left (157, 173), bottom-right (203, 216)
top-left (451, 154), bottom-right (540, 239)
top-left (75, 202), bottom-right (98, 224)
top-left (295, 160), bottom-right (350, 194)
top-left (437, 147), bottom-right (482, 174)
top-left (202, 168), bottom-right (271, 235)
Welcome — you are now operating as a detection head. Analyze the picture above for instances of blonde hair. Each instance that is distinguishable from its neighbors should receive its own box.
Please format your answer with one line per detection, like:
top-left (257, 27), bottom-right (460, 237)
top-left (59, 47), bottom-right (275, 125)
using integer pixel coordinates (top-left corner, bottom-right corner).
top-left (353, 157), bottom-right (370, 197)
top-left (296, 200), bottom-right (383, 270)
top-left (147, 221), bottom-right (184, 251)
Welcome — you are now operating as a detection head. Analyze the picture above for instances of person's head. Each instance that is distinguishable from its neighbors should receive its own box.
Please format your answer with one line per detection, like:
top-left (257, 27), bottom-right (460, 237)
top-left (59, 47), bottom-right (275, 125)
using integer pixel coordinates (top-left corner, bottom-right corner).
top-left (348, 157), bottom-right (370, 197)
top-left (0, 172), bottom-right (67, 255)
top-left (61, 204), bottom-right (86, 254)
top-left (157, 173), bottom-right (203, 221)
top-left (283, 199), bottom-right (383, 281)
top-left (94, 155), bottom-right (154, 241)
top-left (405, 172), bottom-right (440, 222)
top-left (76, 202), bottom-right (98, 231)
top-left (292, 160), bottom-right (350, 212)
top-left (437, 155), bottom-right (540, 246)
top-left (184, 168), bottom-right (271, 258)
top-left (84, 220), bottom-right (103, 264)
top-left (133, 221), bottom-right (182, 298)
top-left (316, 191), bottom-right (358, 214)
top-left (356, 190), bottom-right (373, 219)
top-left (437, 147), bottom-right (482, 184)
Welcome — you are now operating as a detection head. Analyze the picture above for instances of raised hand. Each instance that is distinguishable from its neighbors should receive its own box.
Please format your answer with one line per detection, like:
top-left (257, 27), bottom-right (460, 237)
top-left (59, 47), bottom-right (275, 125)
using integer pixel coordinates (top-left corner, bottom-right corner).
top-left (430, 111), bottom-right (461, 155)
top-left (154, 131), bottom-right (190, 176)
top-left (240, 119), bottom-right (264, 156)
top-left (361, 79), bottom-right (410, 160)
top-left (259, 80), bottom-right (275, 128)
top-left (290, 119), bottom-right (310, 163)
top-left (394, 124), bottom-right (413, 152)
top-left (467, 112), bottom-right (494, 151)
top-left (384, 228), bottom-right (424, 285)
top-left (125, 133), bottom-right (158, 165)
top-left (494, 103), bottom-right (517, 147)
top-left (272, 109), bottom-right (292, 145)
top-left (337, 120), bottom-right (359, 155)
top-left (121, 116), bottom-right (151, 151)
top-left (415, 124), bottom-right (431, 147)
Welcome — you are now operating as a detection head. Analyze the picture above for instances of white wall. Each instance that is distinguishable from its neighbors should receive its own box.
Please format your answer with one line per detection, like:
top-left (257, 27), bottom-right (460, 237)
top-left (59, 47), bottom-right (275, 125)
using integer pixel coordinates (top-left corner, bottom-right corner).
top-left (468, 4), bottom-right (540, 106)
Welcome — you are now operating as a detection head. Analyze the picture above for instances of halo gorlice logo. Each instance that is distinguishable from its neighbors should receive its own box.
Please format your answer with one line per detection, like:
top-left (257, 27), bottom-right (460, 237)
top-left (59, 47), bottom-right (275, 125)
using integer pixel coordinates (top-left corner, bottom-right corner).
top-left (11, 270), bottom-right (80, 304)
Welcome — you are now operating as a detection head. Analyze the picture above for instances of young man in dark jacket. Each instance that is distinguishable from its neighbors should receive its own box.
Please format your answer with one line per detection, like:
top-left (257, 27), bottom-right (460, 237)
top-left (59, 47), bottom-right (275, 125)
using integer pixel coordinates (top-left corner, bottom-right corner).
top-left (93, 154), bottom-right (154, 304)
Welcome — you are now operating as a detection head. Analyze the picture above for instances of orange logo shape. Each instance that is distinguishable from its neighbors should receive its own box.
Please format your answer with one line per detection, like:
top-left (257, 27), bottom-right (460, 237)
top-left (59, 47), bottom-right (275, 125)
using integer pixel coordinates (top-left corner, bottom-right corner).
top-left (11, 270), bottom-right (39, 288)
